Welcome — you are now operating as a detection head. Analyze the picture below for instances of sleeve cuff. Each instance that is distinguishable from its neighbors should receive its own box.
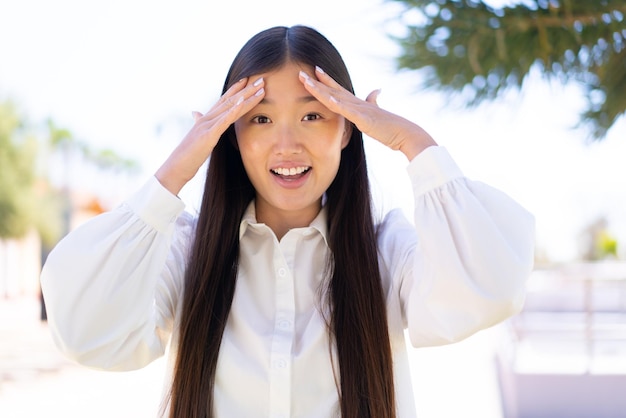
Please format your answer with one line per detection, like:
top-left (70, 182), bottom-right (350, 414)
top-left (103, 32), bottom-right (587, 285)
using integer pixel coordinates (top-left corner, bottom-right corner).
top-left (406, 146), bottom-right (464, 196)
top-left (125, 176), bottom-right (186, 233)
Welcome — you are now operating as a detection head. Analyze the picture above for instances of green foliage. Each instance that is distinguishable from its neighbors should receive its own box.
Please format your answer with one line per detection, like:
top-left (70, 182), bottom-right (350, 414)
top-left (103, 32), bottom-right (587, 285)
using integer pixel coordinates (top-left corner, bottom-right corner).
top-left (0, 101), bottom-right (39, 239)
top-left (0, 98), bottom-right (140, 244)
top-left (391, 0), bottom-right (626, 139)
top-left (0, 102), bottom-right (66, 244)
top-left (597, 230), bottom-right (618, 259)
top-left (47, 118), bottom-right (140, 173)
top-left (34, 188), bottom-right (66, 247)
top-left (579, 216), bottom-right (620, 260)
top-left (90, 148), bottom-right (140, 173)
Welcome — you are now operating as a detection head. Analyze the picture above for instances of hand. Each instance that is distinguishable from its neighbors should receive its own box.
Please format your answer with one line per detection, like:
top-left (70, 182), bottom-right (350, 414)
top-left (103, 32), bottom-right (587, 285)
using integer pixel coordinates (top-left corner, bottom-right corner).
top-left (155, 77), bottom-right (265, 195)
top-left (299, 67), bottom-right (437, 161)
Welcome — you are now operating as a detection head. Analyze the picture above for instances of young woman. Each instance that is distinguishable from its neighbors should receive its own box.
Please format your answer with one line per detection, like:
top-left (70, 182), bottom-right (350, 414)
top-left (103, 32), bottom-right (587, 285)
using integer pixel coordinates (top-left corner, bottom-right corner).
top-left (41, 25), bottom-right (535, 418)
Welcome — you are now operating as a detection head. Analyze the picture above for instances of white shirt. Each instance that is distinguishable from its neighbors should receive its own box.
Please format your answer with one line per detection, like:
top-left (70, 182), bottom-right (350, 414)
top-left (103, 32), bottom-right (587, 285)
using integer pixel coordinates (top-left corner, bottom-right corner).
top-left (41, 146), bottom-right (535, 417)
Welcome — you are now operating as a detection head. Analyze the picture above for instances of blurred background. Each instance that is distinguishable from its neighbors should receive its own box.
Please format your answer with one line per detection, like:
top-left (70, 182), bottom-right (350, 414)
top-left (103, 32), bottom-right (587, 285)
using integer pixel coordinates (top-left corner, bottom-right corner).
top-left (1, 0), bottom-right (625, 417)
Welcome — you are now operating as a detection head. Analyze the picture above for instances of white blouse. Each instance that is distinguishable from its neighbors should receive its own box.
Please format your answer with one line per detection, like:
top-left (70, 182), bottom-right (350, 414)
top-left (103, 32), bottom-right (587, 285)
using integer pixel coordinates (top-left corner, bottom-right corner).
top-left (41, 146), bottom-right (535, 417)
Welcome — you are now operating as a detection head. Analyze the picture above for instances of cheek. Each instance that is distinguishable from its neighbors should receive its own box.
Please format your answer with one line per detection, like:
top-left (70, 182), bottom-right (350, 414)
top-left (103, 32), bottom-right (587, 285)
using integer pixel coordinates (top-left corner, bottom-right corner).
top-left (235, 127), bottom-right (257, 158)
top-left (237, 144), bottom-right (257, 174)
top-left (238, 139), bottom-right (266, 165)
top-left (320, 126), bottom-right (348, 156)
top-left (236, 137), bottom-right (269, 183)
top-left (234, 122), bottom-right (262, 151)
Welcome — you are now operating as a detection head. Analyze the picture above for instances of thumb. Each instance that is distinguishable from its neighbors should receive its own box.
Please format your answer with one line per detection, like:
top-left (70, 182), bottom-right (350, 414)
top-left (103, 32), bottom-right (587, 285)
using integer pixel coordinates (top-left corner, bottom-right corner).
top-left (365, 89), bottom-right (382, 106)
top-left (191, 111), bottom-right (203, 122)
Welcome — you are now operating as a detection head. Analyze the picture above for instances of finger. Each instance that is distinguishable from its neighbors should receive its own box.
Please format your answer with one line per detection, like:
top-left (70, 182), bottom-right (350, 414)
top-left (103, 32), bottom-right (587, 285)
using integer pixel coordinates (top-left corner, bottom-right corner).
top-left (201, 77), bottom-right (264, 121)
top-left (315, 67), bottom-right (382, 110)
top-left (223, 78), bottom-right (265, 117)
top-left (222, 77), bottom-right (264, 109)
top-left (191, 111), bottom-right (203, 122)
top-left (302, 70), bottom-right (390, 138)
top-left (365, 89), bottom-right (381, 106)
top-left (220, 77), bottom-right (248, 101)
top-left (211, 78), bottom-right (247, 112)
top-left (300, 70), bottom-right (373, 125)
top-left (299, 70), bottom-right (348, 108)
top-left (205, 84), bottom-right (266, 134)
top-left (206, 77), bottom-right (250, 115)
top-left (314, 66), bottom-right (346, 92)
top-left (227, 84), bottom-right (265, 121)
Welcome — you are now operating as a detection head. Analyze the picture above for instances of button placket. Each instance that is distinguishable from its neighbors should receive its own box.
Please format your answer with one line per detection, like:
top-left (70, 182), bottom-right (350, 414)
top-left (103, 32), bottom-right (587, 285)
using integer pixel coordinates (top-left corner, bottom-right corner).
top-left (268, 235), bottom-right (298, 418)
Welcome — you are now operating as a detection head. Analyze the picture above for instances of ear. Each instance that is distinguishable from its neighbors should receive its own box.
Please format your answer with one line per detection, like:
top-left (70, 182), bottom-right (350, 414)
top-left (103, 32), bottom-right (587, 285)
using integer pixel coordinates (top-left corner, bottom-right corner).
top-left (341, 121), bottom-right (353, 149)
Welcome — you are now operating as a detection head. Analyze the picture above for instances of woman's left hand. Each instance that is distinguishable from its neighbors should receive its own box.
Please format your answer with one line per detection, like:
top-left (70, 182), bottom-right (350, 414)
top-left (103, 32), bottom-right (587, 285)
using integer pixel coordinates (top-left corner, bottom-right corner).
top-left (299, 67), bottom-right (437, 161)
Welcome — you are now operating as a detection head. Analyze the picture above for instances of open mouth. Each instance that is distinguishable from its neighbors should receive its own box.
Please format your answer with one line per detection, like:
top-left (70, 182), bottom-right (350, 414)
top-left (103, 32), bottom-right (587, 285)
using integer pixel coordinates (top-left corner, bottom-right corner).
top-left (270, 166), bottom-right (311, 179)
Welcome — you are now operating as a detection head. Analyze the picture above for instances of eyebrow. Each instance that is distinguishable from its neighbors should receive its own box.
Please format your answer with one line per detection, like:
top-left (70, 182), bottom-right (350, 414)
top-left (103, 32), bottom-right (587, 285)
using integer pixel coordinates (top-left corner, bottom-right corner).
top-left (259, 95), bottom-right (318, 105)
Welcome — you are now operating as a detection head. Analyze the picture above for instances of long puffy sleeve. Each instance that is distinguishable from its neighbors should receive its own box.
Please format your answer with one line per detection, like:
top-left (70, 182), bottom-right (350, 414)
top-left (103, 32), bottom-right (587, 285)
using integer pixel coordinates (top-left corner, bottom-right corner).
top-left (40, 177), bottom-right (193, 371)
top-left (378, 146), bottom-right (535, 347)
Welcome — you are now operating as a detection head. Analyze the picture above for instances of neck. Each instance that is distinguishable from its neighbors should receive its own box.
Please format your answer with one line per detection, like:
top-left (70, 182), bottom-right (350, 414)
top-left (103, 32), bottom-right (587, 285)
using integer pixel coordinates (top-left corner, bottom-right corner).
top-left (255, 201), bottom-right (321, 240)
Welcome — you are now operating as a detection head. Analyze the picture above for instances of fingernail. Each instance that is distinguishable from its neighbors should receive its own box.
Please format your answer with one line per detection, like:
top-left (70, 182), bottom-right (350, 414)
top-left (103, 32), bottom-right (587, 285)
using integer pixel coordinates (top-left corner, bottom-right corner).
top-left (255, 87), bottom-right (265, 97)
top-left (330, 96), bottom-right (339, 104)
top-left (315, 66), bottom-right (325, 74)
top-left (191, 111), bottom-right (202, 120)
top-left (300, 71), bottom-right (315, 87)
top-left (253, 77), bottom-right (264, 87)
top-left (235, 96), bottom-right (244, 106)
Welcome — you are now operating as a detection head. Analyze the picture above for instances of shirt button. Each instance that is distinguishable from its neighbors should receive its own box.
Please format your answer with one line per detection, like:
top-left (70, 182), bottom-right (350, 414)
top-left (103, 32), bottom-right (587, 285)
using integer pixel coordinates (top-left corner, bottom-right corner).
top-left (277, 267), bottom-right (287, 277)
top-left (273, 359), bottom-right (287, 369)
top-left (278, 320), bottom-right (291, 330)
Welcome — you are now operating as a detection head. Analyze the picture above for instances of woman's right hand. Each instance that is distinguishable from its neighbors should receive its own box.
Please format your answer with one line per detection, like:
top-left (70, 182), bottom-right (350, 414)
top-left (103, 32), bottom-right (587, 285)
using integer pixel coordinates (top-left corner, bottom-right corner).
top-left (155, 77), bottom-right (265, 195)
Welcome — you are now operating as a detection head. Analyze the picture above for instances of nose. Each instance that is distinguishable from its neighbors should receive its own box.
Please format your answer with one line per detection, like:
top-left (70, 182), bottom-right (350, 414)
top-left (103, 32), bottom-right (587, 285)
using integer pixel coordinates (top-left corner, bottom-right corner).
top-left (273, 123), bottom-right (302, 155)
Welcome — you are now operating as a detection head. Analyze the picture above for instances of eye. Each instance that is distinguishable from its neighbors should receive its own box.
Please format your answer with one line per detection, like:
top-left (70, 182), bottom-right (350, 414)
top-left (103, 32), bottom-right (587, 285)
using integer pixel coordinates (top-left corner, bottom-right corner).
top-left (302, 113), bottom-right (321, 121)
top-left (252, 115), bottom-right (271, 124)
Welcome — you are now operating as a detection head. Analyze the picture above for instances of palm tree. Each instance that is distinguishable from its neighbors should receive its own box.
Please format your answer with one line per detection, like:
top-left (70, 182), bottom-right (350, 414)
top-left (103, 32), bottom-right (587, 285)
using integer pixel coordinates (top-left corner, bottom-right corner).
top-left (0, 101), bottom-right (38, 240)
top-left (44, 119), bottom-right (140, 244)
top-left (391, 0), bottom-right (626, 139)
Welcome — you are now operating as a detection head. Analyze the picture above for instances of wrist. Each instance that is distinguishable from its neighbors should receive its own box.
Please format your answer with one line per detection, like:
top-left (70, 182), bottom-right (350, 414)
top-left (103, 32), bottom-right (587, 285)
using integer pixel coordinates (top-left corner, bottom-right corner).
top-left (399, 132), bottom-right (438, 161)
top-left (155, 163), bottom-right (191, 196)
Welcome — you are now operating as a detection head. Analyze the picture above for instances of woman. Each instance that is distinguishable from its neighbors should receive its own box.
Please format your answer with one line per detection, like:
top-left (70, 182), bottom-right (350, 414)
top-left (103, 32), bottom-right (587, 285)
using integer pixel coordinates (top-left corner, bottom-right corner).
top-left (41, 25), bottom-right (535, 417)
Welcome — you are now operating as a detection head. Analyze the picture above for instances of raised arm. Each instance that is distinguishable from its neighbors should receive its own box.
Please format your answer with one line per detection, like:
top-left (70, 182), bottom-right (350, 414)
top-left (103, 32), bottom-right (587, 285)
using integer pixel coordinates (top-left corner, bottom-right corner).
top-left (381, 147), bottom-right (535, 346)
top-left (41, 77), bottom-right (267, 370)
top-left (41, 179), bottom-right (191, 370)
top-left (300, 66), bottom-right (534, 345)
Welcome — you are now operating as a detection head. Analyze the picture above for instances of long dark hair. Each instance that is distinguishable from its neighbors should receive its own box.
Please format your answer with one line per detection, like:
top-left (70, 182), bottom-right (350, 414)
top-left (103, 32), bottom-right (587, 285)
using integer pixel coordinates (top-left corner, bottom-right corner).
top-left (169, 25), bottom-right (395, 418)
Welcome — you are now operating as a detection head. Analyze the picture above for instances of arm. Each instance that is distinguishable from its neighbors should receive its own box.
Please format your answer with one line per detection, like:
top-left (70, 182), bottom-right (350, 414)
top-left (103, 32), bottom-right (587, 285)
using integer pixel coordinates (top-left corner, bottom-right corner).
top-left (155, 77), bottom-right (266, 195)
top-left (41, 77), bottom-right (267, 370)
top-left (393, 147), bottom-right (534, 346)
top-left (301, 68), bottom-right (534, 346)
top-left (41, 178), bottom-right (191, 370)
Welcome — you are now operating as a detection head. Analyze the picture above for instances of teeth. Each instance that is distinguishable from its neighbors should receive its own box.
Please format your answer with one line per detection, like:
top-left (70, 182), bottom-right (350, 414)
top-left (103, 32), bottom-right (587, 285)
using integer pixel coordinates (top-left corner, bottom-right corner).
top-left (272, 167), bottom-right (309, 176)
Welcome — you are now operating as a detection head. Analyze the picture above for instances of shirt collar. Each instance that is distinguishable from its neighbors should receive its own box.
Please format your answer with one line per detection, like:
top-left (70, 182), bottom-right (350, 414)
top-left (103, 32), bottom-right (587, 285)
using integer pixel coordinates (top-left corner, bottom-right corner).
top-left (239, 200), bottom-right (329, 246)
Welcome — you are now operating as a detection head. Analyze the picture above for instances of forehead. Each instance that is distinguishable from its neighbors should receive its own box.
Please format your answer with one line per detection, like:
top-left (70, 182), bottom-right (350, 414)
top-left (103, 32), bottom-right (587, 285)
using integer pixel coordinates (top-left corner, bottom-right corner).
top-left (253, 62), bottom-right (313, 101)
